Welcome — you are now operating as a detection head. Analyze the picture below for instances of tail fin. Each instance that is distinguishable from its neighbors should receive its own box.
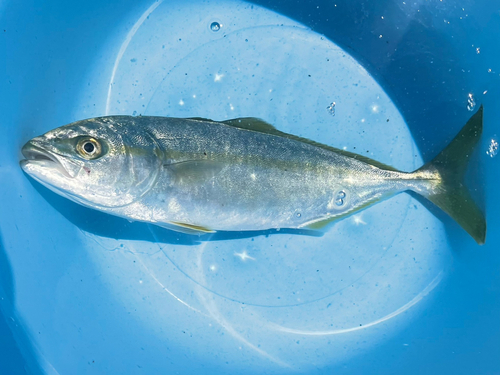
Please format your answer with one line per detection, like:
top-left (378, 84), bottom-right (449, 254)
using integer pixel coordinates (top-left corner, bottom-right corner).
top-left (415, 106), bottom-right (486, 244)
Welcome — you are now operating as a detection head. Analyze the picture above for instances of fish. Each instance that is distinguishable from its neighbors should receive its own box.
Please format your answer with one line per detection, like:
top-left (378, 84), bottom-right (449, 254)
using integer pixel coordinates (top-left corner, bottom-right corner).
top-left (20, 107), bottom-right (486, 244)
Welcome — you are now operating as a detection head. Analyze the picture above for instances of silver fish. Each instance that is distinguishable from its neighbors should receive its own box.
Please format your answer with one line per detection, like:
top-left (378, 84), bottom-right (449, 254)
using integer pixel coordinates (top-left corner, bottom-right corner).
top-left (20, 107), bottom-right (486, 243)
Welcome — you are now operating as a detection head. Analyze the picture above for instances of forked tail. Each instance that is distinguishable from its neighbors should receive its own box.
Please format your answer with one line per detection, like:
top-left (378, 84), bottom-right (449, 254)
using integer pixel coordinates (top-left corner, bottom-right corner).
top-left (413, 106), bottom-right (486, 244)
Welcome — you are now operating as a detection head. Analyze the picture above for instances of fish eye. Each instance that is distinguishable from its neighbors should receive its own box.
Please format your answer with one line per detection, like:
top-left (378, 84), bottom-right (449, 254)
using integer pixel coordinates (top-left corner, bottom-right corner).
top-left (77, 137), bottom-right (102, 159)
top-left (83, 142), bottom-right (95, 153)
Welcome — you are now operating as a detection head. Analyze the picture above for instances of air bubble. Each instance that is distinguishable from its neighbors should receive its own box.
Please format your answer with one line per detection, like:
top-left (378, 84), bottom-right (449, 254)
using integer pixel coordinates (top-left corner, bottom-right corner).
top-left (210, 22), bottom-right (221, 32)
top-left (296, 212), bottom-right (301, 217)
top-left (467, 93), bottom-right (476, 111)
top-left (132, 110), bottom-right (137, 116)
top-left (327, 102), bottom-right (336, 116)
top-left (487, 139), bottom-right (498, 158)
top-left (334, 190), bottom-right (346, 206)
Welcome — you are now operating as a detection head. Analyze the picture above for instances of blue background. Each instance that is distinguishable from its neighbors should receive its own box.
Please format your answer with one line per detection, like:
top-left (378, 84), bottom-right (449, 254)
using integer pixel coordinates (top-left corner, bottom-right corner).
top-left (1, 0), bottom-right (499, 373)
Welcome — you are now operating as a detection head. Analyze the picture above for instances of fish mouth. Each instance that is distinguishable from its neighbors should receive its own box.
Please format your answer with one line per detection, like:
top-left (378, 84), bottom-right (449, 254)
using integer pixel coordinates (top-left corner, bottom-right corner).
top-left (20, 141), bottom-right (72, 178)
top-left (22, 144), bottom-right (57, 162)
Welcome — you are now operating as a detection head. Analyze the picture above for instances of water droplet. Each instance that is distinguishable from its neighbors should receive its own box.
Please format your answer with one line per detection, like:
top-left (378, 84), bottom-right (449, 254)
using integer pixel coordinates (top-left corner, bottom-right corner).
top-left (210, 21), bottom-right (221, 32)
top-left (487, 139), bottom-right (498, 158)
top-left (467, 93), bottom-right (476, 111)
top-left (132, 110), bottom-right (137, 116)
top-left (335, 198), bottom-right (344, 206)
top-left (327, 102), bottom-right (336, 116)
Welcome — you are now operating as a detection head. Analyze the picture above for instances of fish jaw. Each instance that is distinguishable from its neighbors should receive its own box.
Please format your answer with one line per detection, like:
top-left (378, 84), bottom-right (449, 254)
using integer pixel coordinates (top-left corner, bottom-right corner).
top-left (21, 138), bottom-right (85, 178)
top-left (20, 139), bottom-right (85, 199)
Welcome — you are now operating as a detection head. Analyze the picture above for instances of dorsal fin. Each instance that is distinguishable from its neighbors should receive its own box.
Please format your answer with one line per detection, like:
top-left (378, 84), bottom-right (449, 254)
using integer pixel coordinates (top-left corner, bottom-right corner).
top-left (221, 117), bottom-right (399, 171)
top-left (222, 117), bottom-right (278, 132)
top-left (187, 117), bottom-right (217, 122)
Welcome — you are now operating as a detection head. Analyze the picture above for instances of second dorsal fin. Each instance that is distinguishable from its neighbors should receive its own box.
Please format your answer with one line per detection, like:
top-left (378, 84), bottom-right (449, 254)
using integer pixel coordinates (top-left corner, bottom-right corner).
top-left (220, 117), bottom-right (399, 172)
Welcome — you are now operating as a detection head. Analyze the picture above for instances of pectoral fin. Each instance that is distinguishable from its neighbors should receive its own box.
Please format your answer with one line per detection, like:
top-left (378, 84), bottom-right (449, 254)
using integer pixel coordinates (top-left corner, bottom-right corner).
top-left (163, 160), bottom-right (225, 184)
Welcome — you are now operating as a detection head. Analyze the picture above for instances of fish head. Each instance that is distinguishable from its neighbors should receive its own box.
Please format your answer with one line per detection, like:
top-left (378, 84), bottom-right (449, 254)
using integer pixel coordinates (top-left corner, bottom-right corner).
top-left (20, 116), bottom-right (162, 209)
